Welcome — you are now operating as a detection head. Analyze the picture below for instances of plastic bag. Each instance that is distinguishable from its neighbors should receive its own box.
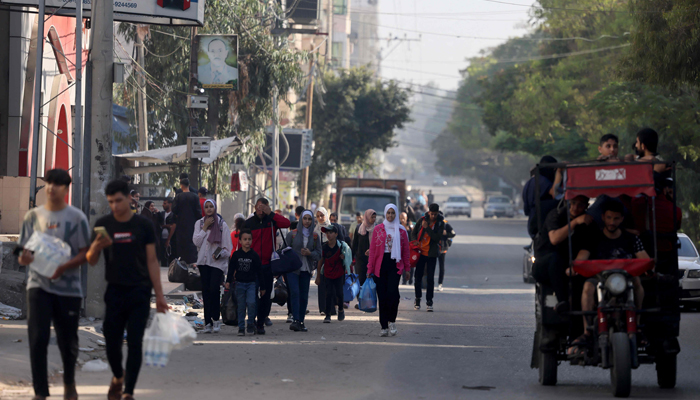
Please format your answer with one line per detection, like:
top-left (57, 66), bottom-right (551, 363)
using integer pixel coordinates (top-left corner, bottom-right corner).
top-left (358, 277), bottom-right (377, 313)
top-left (343, 274), bottom-right (360, 302)
top-left (220, 289), bottom-right (237, 326)
top-left (82, 359), bottom-right (109, 372)
top-left (23, 231), bottom-right (71, 278)
top-left (144, 313), bottom-right (197, 367)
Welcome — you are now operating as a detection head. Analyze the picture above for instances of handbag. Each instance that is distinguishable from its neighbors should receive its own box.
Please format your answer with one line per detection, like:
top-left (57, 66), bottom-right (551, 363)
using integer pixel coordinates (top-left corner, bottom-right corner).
top-left (271, 278), bottom-right (289, 306)
top-left (408, 226), bottom-right (424, 269)
top-left (168, 257), bottom-right (189, 283)
top-left (270, 223), bottom-right (303, 275)
top-left (343, 273), bottom-right (360, 302)
top-left (220, 288), bottom-right (238, 326)
top-left (185, 264), bottom-right (202, 291)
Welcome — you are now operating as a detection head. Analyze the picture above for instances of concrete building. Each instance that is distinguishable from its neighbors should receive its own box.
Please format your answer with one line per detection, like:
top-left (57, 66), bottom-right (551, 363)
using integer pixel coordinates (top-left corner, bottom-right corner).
top-left (349, 0), bottom-right (380, 73)
top-left (330, 0), bottom-right (352, 69)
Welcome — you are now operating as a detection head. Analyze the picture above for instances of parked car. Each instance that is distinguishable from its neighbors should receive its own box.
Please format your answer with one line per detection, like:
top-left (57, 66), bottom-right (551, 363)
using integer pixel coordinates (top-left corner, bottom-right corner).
top-left (678, 233), bottom-right (700, 309)
top-left (433, 176), bottom-right (448, 186)
top-left (522, 243), bottom-right (535, 283)
top-left (443, 195), bottom-right (472, 218)
top-left (484, 195), bottom-right (515, 218)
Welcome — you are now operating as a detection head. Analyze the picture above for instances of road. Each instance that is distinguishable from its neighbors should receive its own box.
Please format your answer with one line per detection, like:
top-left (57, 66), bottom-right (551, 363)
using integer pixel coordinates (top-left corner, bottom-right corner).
top-left (2, 217), bottom-right (700, 399)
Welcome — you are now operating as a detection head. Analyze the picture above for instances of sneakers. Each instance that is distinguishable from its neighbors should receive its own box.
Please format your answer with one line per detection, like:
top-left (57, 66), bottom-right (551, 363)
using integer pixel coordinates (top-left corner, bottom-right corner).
top-left (438, 284), bottom-right (444, 292)
top-left (265, 317), bottom-right (273, 327)
top-left (354, 304), bottom-right (360, 310)
top-left (290, 321), bottom-right (300, 331)
top-left (343, 302), bottom-right (349, 309)
top-left (389, 322), bottom-right (398, 336)
top-left (286, 314), bottom-right (293, 323)
top-left (299, 322), bottom-right (308, 332)
top-left (257, 326), bottom-right (266, 335)
top-left (203, 323), bottom-right (212, 334)
top-left (246, 324), bottom-right (256, 334)
top-left (323, 316), bottom-right (331, 323)
top-left (337, 310), bottom-right (345, 321)
top-left (237, 329), bottom-right (245, 336)
top-left (380, 329), bottom-right (389, 337)
top-left (414, 299), bottom-right (421, 310)
top-left (107, 376), bottom-right (124, 400)
top-left (212, 320), bottom-right (221, 333)
top-left (427, 305), bottom-right (434, 312)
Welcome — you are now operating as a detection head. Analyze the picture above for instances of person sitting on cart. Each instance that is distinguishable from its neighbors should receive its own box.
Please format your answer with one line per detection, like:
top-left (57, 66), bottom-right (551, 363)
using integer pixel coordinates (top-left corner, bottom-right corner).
top-left (533, 194), bottom-right (594, 309)
top-left (568, 200), bottom-right (649, 357)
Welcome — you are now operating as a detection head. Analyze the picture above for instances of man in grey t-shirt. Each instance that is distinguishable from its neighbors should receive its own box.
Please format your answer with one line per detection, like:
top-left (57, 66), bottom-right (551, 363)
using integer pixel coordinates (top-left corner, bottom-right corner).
top-left (17, 169), bottom-right (89, 400)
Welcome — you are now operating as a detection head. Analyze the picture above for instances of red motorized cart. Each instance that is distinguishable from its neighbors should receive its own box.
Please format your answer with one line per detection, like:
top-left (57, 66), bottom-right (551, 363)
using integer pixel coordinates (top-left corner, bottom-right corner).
top-left (530, 161), bottom-right (680, 398)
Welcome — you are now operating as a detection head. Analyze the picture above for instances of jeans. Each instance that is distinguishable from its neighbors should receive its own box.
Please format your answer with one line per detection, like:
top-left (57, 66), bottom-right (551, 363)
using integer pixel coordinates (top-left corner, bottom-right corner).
top-left (438, 253), bottom-right (446, 285)
top-left (317, 274), bottom-right (338, 314)
top-left (236, 282), bottom-right (257, 330)
top-left (324, 275), bottom-right (345, 317)
top-left (198, 265), bottom-right (224, 325)
top-left (103, 284), bottom-right (151, 395)
top-left (256, 265), bottom-right (274, 328)
top-left (287, 271), bottom-right (312, 322)
top-left (27, 288), bottom-right (81, 397)
top-left (414, 255), bottom-right (437, 305)
top-left (376, 253), bottom-right (401, 329)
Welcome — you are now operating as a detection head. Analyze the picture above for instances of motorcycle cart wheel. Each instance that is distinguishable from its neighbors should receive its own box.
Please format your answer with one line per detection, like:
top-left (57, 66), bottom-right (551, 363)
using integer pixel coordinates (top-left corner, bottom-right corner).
top-left (538, 351), bottom-right (558, 386)
top-left (610, 332), bottom-right (632, 398)
top-left (656, 354), bottom-right (677, 389)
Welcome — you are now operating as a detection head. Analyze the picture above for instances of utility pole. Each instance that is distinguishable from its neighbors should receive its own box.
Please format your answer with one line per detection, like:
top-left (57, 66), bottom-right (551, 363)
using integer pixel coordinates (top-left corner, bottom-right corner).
top-left (85, 0), bottom-right (114, 317)
top-left (300, 58), bottom-right (314, 208)
top-left (28, 0), bottom-right (46, 208)
top-left (271, 84), bottom-right (279, 211)
top-left (135, 30), bottom-right (148, 182)
top-left (71, 2), bottom-right (83, 209)
top-left (188, 27), bottom-right (200, 189)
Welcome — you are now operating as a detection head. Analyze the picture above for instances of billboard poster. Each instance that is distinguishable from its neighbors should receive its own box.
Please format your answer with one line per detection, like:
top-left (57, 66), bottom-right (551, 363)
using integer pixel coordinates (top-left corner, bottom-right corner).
top-left (197, 35), bottom-right (238, 90)
top-left (0, 0), bottom-right (206, 26)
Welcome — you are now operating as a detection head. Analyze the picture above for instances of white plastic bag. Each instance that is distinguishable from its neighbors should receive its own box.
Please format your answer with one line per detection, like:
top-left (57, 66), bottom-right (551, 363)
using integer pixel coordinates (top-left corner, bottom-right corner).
top-left (82, 359), bottom-right (109, 372)
top-left (23, 231), bottom-right (72, 278)
top-left (144, 313), bottom-right (197, 367)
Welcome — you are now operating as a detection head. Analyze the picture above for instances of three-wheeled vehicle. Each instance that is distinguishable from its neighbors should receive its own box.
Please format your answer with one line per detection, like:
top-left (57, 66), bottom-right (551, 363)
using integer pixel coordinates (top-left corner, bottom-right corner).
top-left (530, 161), bottom-right (681, 398)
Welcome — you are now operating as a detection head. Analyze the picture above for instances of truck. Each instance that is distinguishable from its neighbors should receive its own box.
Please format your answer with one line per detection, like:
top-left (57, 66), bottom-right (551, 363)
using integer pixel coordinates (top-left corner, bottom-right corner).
top-left (334, 178), bottom-right (407, 231)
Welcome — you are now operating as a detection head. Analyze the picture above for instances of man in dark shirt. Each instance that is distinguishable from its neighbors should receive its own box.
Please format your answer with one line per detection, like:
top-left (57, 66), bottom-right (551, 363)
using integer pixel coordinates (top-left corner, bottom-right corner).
top-left (226, 229), bottom-right (263, 336)
top-left (533, 195), bottom-right (593, 305)
top-left (570, 200), bottom-right (649, 355)
top-left (87, 179), bottom-right (167, 400)
top-left (321, 225), bottom-right (346, 323)
top-left (172, 178), bottom-right (202, 264)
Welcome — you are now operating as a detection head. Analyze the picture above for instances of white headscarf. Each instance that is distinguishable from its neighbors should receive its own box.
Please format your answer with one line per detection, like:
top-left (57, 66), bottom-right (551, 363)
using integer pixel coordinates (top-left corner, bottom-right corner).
top-left (383, 204), bottom-right (403, 262)
top-left (314, 207), bottom-right (331, 241)
top-left (301, 210), bottom-right (314, 237)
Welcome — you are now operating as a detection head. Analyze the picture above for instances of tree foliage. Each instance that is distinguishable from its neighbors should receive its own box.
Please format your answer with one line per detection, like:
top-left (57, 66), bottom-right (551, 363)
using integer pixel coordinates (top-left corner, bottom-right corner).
top-left (116, 0), bottom-right (306, 195)
top-left (299, 67), bottom-right (411, 199)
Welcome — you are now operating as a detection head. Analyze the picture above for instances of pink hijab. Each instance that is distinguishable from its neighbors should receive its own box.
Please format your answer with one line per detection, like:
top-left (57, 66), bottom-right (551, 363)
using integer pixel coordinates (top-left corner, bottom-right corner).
top-left (358, 209), bottom-right (376, 236)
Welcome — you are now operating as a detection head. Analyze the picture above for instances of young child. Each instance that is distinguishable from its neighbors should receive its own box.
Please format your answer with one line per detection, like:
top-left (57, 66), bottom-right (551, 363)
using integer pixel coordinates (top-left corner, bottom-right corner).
top-left (226, 229), bottom-right (263, 336)
top-left (597, 133), bottom-right (619, 161)
top-left (321, 225), bottom-right (346, 323)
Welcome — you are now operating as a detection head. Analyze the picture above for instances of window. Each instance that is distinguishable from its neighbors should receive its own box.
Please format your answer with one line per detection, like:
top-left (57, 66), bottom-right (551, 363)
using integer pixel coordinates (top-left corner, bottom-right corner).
top-left (331, 42), bottom-right (342, 68)
top-left (488, 196), bottom-right (511, 204)
top-left (447, 196), bottom-right (470, 203)
top-left (679, 236), bottom-right (699, 258)
top-left (333, 0), bottom-right (346, 15)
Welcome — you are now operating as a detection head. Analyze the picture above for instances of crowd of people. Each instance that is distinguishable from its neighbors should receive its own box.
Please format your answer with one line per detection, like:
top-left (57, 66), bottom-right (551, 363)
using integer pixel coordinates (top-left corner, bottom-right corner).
top-left (17, 169), bottom-right (462, 400)
top-left (524, 128), bottom-right (681, 357)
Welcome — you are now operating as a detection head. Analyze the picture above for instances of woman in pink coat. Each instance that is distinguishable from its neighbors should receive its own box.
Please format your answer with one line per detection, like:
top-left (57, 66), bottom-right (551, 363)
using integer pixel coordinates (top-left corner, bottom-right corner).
top-left (367, 204), bottom-right (411, 337)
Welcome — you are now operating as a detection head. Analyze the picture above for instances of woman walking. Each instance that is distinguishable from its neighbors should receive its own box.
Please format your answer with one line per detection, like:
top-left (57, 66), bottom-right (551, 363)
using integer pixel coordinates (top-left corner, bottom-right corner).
top-left (140, 201), bottom-right (161, 263)
top-left (352, 209), bottom-right (376, 291)
top-left (230, 213), bottom-right (245, 254)
top-left (399, 212), bottom-right (414, 285)
top-left (314, 207), bottom-right (331, 314)
top-left (367, 204), bottom-right (410, 337)
top-left (193, 199), bottom-right (233, 334)
top-left (287, 211), bottom-right (322, 332)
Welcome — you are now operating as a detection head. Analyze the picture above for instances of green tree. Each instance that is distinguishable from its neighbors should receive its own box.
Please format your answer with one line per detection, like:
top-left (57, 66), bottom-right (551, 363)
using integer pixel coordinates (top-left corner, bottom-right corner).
top-left (117, 0), bottom-right (306, 195)
top-left (299, 67), bottom-right (411, 199)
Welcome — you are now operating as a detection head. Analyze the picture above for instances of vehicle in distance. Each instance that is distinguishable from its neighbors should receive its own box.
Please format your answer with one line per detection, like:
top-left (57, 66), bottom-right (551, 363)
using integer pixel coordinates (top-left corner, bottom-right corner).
top-left (484, 195), bottom-right (515, 218)
top-left (433, 176), bottom-right (447, 186)
top-left (335, 178), bottom-right (406, 231)
top-left (678, 233), bottom-right (700, 309)
top-left (443, 195), bottom-right (471, 218)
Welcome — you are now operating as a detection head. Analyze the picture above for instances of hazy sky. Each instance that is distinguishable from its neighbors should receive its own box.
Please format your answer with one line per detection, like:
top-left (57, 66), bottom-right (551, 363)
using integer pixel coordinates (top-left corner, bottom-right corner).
top-left (372, 0), bottom-right (533, 91)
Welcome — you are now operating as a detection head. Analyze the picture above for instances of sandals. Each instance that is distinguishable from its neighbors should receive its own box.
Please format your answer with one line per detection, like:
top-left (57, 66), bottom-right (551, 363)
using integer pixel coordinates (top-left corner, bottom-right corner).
top-left (108, 377), bottom-right (124, 400)
top-left (567, 333), bottom-right (591, 358)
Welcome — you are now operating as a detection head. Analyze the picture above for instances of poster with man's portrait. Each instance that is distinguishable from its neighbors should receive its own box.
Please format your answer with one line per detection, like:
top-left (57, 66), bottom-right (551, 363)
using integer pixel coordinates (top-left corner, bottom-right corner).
top-left (197, 35), bottom-right (238, 90)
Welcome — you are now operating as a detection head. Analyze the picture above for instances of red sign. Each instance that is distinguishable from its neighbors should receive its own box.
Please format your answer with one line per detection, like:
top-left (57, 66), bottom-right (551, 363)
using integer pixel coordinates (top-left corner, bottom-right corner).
top-left (565, 163), bottom-right (655, 200)
top-left (230, 171), bottom-right (248, 192)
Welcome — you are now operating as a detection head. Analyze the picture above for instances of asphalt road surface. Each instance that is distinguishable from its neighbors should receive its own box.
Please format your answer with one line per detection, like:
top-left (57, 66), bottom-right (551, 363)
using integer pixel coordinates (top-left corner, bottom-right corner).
top-left (3, 218), bottom-right (700, 399)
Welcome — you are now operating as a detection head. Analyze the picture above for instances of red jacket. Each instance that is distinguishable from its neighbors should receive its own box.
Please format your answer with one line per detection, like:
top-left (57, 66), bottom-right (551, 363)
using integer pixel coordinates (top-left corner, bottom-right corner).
top-left (367, 224), bottom-right (411, 277)
top-left (244, 212), bottom-right (291, 266)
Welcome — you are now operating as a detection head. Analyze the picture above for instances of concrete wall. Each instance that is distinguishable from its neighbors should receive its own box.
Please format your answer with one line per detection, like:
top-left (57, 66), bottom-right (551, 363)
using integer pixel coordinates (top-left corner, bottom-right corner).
top-left (0, 176), bottom-right (47, 234)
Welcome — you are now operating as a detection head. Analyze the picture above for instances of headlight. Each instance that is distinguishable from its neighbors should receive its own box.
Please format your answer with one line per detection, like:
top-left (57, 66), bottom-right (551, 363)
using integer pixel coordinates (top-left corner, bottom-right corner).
top-left (688, 270), bottom-right (700, 279)
top-left (530, 256), bottom-right (536, 263)
top-left (605, 273), bottom-right (627, 295)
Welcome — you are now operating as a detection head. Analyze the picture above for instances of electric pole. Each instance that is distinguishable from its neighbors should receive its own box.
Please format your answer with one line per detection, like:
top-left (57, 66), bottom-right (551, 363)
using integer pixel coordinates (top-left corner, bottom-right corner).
top-left (136, 30), bottom-right (149, 182)
top-left (188, 27), bottom-right (200, 189)
top-left (300, 58), bottom-right (314, 208)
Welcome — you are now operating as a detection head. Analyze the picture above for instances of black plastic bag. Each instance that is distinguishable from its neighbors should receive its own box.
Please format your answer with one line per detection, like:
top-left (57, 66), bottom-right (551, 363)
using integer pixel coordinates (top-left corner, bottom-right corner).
top-left (185, 265), bottom-right (202, 291)
top-left (220, 288), bottom-right (238, 326)
top-left (271, 278), bottom-right (288, 306)
top-left (168, 258), bottom-right (189, 283)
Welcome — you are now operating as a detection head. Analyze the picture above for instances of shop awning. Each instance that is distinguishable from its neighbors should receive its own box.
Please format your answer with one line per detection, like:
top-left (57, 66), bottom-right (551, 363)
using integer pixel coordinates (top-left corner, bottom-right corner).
top-left (114, 136), bottom-right (244, 165)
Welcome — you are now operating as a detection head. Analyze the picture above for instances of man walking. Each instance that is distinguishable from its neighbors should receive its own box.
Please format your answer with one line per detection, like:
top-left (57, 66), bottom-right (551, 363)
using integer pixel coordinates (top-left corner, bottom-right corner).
top-left (197, 187), bottom-right (208, 218)
top-left (17, 169), bottom-right (90, 400)
top-left (244, 198), bottom-right (291, 334)
top-left (172, 178), bottom-right (201, 263)
top-left (87, 179), bottom-right (168, 400)
top-left (159, 198), bottom-right (175, 266)
top-left (411, 204), bottom-right (445, 312)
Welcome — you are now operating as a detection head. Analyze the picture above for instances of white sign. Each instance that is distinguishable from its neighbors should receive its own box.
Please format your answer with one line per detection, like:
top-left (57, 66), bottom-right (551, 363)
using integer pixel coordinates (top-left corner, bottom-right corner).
top-left (595, 168), bottom-right (626, 181)
top-left (0, 0), bottom-right (206, 26)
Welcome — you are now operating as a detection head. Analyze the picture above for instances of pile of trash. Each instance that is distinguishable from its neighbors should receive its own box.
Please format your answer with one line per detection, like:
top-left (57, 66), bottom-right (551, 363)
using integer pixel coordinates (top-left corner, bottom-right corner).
top-left (0, 302), bottom-right (21, 320)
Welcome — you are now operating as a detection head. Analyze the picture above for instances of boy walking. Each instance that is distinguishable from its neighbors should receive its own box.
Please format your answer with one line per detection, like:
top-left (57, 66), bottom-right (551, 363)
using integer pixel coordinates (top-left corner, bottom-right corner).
top-left (17, 169), bottom-right (90, 400)
top-left (87, 179), bottom-right (168, 400)
top-left (321, 225), bottom-right (346, 323)
top-left (226, 229), bottom-right (263, 336)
